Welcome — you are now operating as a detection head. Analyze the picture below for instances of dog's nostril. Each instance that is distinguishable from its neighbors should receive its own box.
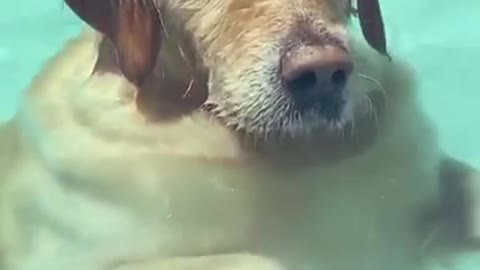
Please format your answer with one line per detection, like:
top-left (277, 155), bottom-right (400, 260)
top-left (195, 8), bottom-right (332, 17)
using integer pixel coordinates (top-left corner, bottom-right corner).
top-left (288, 71), bottom-right (317, 92)
top-left (330, 69), bottom-right (348, 88)
top-left (281, 45), bottom-right (353, 117)
top-left (281, 45), bottom-right (353, 96)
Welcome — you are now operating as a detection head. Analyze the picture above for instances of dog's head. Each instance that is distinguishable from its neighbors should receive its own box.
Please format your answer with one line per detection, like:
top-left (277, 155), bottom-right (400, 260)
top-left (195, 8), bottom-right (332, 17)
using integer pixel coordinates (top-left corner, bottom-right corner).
top-left (65, 0), bottom-right (391, 157)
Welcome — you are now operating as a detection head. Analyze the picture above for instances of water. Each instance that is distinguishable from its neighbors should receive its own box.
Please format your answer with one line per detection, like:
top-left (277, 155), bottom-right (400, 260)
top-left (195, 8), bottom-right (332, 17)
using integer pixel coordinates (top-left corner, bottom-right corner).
top-left (0, 0), bottom-right (478, 269)
top-left (379, 1), bottom-right (480, 168)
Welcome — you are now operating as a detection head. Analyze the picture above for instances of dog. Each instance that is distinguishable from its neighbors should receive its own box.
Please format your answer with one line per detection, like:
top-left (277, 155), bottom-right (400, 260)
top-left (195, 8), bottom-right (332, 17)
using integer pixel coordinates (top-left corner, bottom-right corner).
top-left (1, 0), bottom-right (479, 269)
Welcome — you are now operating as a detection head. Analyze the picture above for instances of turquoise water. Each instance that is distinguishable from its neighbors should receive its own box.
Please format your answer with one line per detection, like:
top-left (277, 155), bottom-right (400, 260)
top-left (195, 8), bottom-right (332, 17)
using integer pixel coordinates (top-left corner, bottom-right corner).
top-left (0, 0), bottom-right (478, 269)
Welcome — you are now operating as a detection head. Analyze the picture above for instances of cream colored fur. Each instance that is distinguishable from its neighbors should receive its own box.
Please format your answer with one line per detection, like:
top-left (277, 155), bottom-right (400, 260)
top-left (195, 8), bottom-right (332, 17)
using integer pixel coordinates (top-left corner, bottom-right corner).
top-left (0, 24), bottom-right (477, 270)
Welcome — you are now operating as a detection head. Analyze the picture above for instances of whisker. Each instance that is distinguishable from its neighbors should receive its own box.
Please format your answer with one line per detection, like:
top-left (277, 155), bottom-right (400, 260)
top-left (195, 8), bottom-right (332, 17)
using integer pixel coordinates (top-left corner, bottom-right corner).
top-left (349, 112), bottom-right (356, 137)
top-left (366, 93), bottom-right (379, 131)
top-left (153, 3), bottom-right (170, 40)
top-left (357, 73), bottom-right (389, 111)
top-left (357, 73), bottom-right (384, 92)
top-left (182, 78), bottom-right (195, 98)
top-left (178, 46), bottom-right (192, 66)
top-left (340, 124), bottom-right (347, 141)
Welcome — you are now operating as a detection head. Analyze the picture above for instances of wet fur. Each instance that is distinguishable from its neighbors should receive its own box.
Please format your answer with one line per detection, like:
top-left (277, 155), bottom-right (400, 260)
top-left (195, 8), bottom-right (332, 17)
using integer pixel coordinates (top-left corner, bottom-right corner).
top-left (1, 0), bottom-right (480, 270)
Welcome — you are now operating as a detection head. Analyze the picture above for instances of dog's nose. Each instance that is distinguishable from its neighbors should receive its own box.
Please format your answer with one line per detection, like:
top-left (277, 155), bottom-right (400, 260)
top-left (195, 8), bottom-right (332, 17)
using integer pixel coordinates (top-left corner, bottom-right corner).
top-left (281, 45), bottom-right (353, 115)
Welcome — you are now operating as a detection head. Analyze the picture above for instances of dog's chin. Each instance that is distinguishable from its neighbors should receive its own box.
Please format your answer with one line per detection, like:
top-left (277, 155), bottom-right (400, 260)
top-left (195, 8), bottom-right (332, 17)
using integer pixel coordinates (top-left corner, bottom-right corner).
top-left (201, 101), bottom-right (357, 165)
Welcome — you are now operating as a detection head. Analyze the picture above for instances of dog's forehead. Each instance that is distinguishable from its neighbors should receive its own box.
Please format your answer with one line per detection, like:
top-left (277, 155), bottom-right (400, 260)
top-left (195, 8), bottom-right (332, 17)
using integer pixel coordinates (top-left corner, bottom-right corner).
top-left (183, 0), bottom-right (351, 26)
top-left (169, 0), bottom-right (349, 13)
top-left (224, 0), bottom-right (349, 10)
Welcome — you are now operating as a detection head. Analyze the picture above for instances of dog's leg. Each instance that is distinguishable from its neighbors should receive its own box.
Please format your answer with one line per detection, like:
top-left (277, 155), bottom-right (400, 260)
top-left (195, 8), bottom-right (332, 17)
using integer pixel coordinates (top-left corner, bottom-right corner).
top-left (110, 254), bottom-right (286, 270)
top-left (438, 156), bottom-right (480, 245)
top-left (428, 157), bottom-right (480, 270)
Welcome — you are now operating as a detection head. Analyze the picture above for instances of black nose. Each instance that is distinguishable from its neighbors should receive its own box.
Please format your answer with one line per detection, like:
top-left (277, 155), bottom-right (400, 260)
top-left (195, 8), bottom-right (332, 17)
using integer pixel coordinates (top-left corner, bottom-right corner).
top-left (281, 45), bottom-right (353, 119)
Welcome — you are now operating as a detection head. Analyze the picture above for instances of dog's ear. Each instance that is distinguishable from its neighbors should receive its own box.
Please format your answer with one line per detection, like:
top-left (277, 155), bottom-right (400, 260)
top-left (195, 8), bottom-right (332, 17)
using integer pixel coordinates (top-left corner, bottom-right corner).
top-left (356, 0), bottom-right (391, 60)
top-left (64, 0), bottom-right (161, 85)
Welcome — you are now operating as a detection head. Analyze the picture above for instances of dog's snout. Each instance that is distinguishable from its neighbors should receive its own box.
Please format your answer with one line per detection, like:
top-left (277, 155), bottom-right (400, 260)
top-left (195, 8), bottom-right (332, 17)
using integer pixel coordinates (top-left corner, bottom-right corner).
top-left (281, 45), bottom-right (353, 95)
top-left (281, 45), bottom-right (353, 119)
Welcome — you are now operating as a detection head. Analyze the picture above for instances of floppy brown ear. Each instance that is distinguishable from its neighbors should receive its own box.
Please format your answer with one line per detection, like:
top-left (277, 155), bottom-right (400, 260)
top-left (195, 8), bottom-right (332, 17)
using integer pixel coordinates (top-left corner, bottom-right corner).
top-left (356, 0), bottom-right (391, 60)
top-left (64, 0), bottom-right (162, 85)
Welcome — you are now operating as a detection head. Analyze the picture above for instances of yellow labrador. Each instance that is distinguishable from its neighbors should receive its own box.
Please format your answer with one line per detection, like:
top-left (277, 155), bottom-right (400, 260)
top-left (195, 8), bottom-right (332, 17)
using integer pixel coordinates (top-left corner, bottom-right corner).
top-left (1, 0), bottom-right (479, 269)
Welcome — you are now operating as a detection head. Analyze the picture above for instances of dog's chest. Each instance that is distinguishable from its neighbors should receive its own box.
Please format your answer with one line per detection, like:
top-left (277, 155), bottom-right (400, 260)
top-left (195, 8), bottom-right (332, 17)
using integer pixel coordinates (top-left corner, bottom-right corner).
top-left (7, 107), bottom-right (441, 270)
top-left (8, 147), bottom-right (440, 270)
top-left (6, 154), bottom-right (275, 268)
